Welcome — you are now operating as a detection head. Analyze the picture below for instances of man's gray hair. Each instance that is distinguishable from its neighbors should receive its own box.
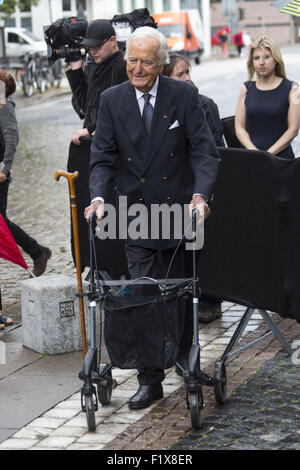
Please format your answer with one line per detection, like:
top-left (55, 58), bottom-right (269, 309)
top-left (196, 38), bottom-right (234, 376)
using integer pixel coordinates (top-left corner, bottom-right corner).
top-left (124, 26), bottom-right (170, 66)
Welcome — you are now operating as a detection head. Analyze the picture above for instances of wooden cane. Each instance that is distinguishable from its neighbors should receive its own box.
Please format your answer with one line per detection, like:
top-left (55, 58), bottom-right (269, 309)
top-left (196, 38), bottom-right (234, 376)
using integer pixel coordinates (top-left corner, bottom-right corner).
top-left (54, 170), bottom-right (87, 357)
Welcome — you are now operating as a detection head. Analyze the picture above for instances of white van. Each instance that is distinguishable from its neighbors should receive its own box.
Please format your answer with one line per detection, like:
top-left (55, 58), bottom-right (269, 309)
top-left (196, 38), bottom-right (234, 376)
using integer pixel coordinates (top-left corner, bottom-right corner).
top-left (4, 27), bottom-right (47, 61)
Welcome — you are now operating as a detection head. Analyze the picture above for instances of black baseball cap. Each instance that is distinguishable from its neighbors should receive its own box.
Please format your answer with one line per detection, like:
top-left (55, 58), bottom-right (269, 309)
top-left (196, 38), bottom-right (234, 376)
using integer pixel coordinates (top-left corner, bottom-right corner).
top-left (81, 19), bottom-right (115, 46)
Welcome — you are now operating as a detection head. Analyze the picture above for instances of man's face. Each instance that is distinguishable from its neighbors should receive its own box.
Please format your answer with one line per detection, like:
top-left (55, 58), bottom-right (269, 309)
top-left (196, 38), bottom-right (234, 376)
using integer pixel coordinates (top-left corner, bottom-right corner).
top-left (126, 37), bottom-right (163, 92)
top-left (88, 37), bottom-right (115, 64)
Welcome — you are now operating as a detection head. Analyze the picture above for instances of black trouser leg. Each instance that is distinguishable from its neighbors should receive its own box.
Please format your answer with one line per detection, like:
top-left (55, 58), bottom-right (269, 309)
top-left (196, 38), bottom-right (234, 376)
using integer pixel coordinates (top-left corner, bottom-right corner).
top-left (0, 180), bottom-right (41, 260)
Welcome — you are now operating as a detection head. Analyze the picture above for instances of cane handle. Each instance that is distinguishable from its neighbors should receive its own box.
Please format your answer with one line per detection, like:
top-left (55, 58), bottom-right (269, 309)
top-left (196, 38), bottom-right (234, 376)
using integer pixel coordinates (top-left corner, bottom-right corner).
top-left (54, 170), bottom-right (79, 196)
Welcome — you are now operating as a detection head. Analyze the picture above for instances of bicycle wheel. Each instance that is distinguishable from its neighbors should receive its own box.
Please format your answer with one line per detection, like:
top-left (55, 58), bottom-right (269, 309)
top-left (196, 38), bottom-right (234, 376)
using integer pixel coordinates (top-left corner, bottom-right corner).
top-left (37, 72), bottom-right (47, 93)
top-left (22, 72), bottom-right (34, 97)
top-left (84, 394), bottom-right (96, 432)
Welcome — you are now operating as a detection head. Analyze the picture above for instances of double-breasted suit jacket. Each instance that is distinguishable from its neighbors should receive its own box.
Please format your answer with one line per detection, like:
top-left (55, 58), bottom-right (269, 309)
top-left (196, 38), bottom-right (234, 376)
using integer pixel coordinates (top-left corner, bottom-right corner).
top-left (90, 74), bottom-right (220, 249)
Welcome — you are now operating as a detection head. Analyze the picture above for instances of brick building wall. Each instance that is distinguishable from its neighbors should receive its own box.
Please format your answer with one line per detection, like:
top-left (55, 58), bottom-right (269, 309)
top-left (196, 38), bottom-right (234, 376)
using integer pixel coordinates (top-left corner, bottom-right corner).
top-left (210, 1), bottom-right (295, 45)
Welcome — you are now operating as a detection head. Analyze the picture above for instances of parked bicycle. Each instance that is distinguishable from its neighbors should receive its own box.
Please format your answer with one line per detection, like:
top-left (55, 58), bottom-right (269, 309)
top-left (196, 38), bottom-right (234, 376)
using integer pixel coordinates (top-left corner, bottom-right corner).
top-left (20, 52), bottom-right (40, 97)
top-left (20, 52), bottom-right (62, 97)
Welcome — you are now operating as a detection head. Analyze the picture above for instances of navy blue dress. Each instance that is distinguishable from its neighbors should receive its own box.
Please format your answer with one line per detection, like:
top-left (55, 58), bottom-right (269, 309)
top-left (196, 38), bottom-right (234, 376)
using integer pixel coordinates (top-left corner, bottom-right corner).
top-left (244, 78), bottom-right (295, 159)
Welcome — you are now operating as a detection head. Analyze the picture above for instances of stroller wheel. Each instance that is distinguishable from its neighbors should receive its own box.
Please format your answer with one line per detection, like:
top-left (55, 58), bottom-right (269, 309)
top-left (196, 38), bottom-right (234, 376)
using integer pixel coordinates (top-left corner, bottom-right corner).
top-left (188, 390), bottom-right (203, 429)
top-left (214, 361), bottom-right (227, 404)
top-left (84, 394), bottom-right (96, 432)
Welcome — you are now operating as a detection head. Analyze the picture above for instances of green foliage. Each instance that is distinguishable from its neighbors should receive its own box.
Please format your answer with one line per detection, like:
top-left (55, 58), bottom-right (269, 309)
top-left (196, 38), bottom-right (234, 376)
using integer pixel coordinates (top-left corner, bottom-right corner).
top-left (0, 0), bottom-right (39, 18)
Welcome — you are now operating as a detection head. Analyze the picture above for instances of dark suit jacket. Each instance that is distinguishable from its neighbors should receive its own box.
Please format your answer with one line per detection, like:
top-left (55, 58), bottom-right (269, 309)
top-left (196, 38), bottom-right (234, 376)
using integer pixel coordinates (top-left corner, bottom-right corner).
top-left (90, 74), bottom-right (220, 249)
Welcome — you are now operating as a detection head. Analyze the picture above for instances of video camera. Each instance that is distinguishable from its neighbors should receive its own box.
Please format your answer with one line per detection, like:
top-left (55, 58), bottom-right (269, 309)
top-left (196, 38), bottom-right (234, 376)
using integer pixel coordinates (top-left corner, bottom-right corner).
top-left (43, 17), bottom-right (88, 63)
top-left (44, 9), bottom-right (157, 63)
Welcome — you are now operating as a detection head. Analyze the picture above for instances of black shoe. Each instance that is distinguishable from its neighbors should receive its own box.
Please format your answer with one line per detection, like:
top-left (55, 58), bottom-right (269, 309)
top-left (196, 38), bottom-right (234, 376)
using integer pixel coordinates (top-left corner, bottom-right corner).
top-left (175, 358), bottom-right (188, 377)
top-left (33, 247), bottom-right (52, 277)
top-left (196, 369), bottom-right (216, 386)
top-left (128, 384), bottom-right (163, 410)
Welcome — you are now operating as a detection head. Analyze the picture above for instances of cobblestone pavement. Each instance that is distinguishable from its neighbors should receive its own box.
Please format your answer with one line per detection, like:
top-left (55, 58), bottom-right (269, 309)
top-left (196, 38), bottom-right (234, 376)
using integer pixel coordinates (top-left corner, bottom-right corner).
top-left (0, 306), bottom-right (299, 450)
top-left (172, 347), bottom-right (300, 450)
top-left (0, 115), bottom-right (77, 323)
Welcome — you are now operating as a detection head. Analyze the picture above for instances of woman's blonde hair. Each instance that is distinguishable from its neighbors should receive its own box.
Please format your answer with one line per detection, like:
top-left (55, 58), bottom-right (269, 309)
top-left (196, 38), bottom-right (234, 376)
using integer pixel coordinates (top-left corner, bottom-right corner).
top-left (247, 36), bottom-right (286, 80)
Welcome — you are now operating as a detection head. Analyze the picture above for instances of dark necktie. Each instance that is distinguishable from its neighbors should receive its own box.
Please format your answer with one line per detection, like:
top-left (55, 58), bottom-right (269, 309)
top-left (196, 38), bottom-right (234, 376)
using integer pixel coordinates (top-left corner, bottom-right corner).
top-left (142, 93), bottom-right (153, 134)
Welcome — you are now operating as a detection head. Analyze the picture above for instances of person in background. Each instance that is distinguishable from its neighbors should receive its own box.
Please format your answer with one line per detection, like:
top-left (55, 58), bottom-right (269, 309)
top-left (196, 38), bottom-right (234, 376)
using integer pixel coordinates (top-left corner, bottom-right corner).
top-left (162, 53), bottom-right (224, 147)
top-left (0, 71), bottom-right (51, 327)
top-left (233, 31), bottom-right (244, 57)
top-left (66, 19), bottom-right (128, 145)
top-left (162, 52), bottom-right (224, 324)
top-left (0, 286), bottom-right (7, 329)
top-left (211, 34), bottom-right (220, 57)
top-left (235, 36), bottom-right (300, 159)
top-left (218, 27), bottom-right (229, 58)
top-left (241, 30), bottom-right (252, 58)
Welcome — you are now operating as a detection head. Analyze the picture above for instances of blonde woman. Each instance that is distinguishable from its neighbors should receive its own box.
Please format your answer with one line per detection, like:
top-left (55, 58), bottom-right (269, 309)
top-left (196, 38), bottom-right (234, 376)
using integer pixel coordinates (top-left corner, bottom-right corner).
top-left (235, 36), bottom-right (300, 159)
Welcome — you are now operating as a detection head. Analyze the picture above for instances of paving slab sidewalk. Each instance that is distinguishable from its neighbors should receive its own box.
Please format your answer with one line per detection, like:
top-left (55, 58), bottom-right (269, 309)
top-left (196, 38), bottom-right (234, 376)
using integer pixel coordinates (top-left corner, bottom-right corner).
top-left (1, 303), bottom-right (299, 451)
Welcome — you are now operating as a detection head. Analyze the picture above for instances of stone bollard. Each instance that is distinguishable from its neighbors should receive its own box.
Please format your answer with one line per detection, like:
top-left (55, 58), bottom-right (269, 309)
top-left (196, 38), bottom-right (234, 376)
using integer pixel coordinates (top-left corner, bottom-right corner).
top-left (21, 274), bottom-right (89, 355)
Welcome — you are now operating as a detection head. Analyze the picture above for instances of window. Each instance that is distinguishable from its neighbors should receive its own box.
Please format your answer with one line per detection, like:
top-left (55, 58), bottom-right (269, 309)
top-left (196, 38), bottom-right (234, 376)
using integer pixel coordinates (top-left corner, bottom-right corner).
top-left (131, 0), bottom-right (136, 9)
top-left (8, 33), bottom-right (28, 44)
top-left (4, 18), bottom-right (16, 28)
top-left (62, 0), bottom-right (71, 11)
top-left (118, 0), bottom-right (123, 13)
top-left (157, 24), bottom-right (184, 37)
top-left (145, 0), bottom-right (153, 14)
top-left (20, 0), bottom-right (31, 12)
top-left (76, 0), bottom-right (86, 9)
top-left (21, 17), bottom-right (32, 31)
top-left (163, 0), bottom-right (171, 10)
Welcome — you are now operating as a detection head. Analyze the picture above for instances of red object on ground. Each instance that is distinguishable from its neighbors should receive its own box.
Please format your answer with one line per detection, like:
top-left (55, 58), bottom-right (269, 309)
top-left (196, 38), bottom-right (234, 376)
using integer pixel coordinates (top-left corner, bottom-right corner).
top-left (0, 213), bottom-right (28, 270)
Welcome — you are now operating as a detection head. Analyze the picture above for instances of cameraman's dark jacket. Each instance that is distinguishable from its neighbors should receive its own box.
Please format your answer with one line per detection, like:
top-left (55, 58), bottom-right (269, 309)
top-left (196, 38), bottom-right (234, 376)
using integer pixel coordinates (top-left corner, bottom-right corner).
top-left (66, 50), bottom-right (128, 135)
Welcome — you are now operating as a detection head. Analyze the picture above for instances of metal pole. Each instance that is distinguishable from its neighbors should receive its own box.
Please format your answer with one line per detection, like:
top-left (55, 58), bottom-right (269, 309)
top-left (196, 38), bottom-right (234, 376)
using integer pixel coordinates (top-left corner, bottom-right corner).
top-left (202, 0), bottom-right (212, 57)
top-left (48, 0), bottom-right (53, 23)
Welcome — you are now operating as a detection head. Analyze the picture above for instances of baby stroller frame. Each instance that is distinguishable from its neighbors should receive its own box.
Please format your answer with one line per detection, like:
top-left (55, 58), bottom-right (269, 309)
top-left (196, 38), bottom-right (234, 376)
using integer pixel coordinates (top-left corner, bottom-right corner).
top-left (78, 210), bottom-right (215, 431)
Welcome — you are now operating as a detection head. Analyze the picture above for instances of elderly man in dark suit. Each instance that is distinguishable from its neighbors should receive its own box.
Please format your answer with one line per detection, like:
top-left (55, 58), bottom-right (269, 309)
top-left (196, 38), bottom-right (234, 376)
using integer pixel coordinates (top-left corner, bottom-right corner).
top-left (84, 27), bottom-right (220, 409)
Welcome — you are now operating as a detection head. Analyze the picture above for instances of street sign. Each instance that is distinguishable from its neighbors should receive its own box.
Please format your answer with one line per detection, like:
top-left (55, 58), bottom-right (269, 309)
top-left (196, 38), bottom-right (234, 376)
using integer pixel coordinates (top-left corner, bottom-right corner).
top-left (222, 0), bottom-right (236, 18)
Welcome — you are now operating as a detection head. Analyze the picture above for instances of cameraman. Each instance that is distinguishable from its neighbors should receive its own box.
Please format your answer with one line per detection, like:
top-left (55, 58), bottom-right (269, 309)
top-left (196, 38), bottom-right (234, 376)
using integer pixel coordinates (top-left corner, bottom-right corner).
top-left (66, 19), bottom-right (128, 145)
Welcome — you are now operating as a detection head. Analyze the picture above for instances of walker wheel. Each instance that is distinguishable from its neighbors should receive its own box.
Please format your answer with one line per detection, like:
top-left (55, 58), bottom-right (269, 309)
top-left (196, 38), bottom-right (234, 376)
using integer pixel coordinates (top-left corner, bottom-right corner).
top-left (97, 382), bottom-right (112, 405)
top-left (84, 394), bottom-right (96, 432)
top-left (97, 364), bottom-right (113, 405)
top-left (214, 361), bottom-right (227, 404)
top-left (187, 390), bottom-right (203, 430)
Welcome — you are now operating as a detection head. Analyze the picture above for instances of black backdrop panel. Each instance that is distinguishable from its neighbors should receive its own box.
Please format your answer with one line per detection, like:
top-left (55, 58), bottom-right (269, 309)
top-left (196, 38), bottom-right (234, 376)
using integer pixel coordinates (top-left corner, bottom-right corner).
top-left (199, 148), bottom-right (300, 322)
top-left (67, 143), bottom-right (300, 321)
top-left (67, 139), bottom-right (128, 275)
